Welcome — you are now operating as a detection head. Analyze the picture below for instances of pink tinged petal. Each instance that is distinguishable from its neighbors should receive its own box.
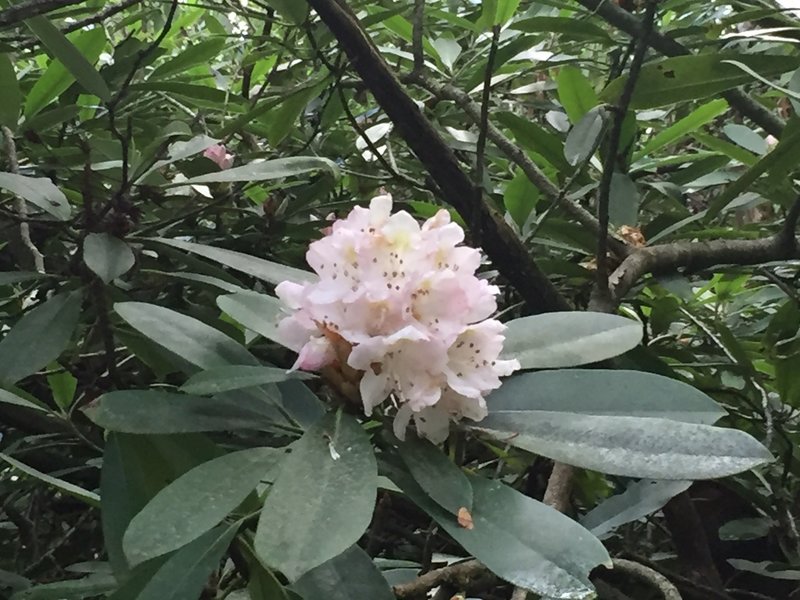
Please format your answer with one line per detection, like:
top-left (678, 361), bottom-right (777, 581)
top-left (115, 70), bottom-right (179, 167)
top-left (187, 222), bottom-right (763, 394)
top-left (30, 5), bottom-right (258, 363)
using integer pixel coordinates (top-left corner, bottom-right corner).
top-left (360, 370), bottom-right (391, 415)
top-left (275, 281), bottom-right (306, 309)
top-left (369, 194), bottom-right (393, 227)
top-left (293, 336), bottom-right (335, 371)
top-left (422, 209), bottom-right (451, 231)
top-left (412, 406), bottom-right (450, 444)
top-left (277, 316), bottom-right (315, 352)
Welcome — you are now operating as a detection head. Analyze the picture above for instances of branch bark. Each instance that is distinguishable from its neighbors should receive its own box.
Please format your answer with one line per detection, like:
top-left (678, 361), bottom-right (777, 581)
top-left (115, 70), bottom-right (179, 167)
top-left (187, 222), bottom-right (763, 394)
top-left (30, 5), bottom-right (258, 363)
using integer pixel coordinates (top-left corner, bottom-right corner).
top-left (305, 0), bottom-right (571, 314)
top-left (572, 0), bottom-right (785, 137)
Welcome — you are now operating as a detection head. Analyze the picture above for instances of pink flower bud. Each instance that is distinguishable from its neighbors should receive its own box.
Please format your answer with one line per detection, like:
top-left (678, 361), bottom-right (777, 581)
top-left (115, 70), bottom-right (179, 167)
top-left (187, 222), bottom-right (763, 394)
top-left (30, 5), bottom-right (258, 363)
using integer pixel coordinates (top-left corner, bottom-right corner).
top-left (203, 144), bottom-right (234, 169)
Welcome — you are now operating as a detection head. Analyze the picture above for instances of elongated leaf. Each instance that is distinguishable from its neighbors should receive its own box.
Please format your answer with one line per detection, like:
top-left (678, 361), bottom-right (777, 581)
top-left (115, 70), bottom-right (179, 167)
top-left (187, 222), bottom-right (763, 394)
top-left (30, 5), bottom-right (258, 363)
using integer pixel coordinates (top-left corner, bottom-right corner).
top-left (10, 573), bottom-right (115, 600)
top-left (602, 54), bottom-right (800, 108)
top-left (512, 17), bottom-right (611, 40)
top-left (500, 312), bottom-right (642, 369)
top-left (293, 546), bottom-right (394, 600)
top-left (398, 435), bottom-right (472, 516)
top-left (0, 172), bottom-right (70, 220)
top-left (0, 271), bottom-right (46, 285)
top-left (24, 28), bottom-right (107, 118)
top-left (150, 39), bottom-right (226, 79)
top-left (174, 156), bottom-right (338, 185)
top-left (608, 172), bottom-right (640, 226)
top-left (255, 412), bottom-right (377, 581)
top-left (564, 107), bottom-right (605, 166)
top-left (124, 448), bottom-right (284, 566)
top-left (150, 238), bottom-right (315, 286)
top-left (83, 233), bottom-right (135, 283)
top-left (634, 99), bottom-right (729, 160)
top-left (0, 291), bottom-right (83, 385)
top-left (217, 291), bottom-right (284, 342)
top-left (84, 390), bottom-right (280, 433)
top-left (133, 524), bottom-right (238, 600)
top-left (580, 479), bottom-right (691, 538)
top-left (0, 54), bottom-right (20, 129)
top-left (0, 453), bottom-right (99, 506)
top-left (263, 0), bottom-right (309, 24)
top-left (115, 302), bottom-right (257, 369)
top-left (394, 471), bottom-right (609, 598)
top-left (181, 365), bottom-right (311, 395)
top-left (496, 111), bottom-right (571, 173)
top-left (0, 388), bottom-right (47, 412)
top-left (136, 134), bottom-right (220, 182)
top-left (557, 66), bottom-right (598, 124)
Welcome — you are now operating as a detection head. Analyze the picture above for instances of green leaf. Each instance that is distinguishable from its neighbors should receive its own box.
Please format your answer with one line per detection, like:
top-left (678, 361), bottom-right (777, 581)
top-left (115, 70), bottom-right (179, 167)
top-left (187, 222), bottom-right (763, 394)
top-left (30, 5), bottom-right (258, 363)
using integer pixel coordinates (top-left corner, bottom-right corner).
top-left (397, 435), bottom-right (472, 516)
top-left (83, 233), bottom-right (135, 283)
top-left (115, 302), bottom-right (257, 369)
top-left (495, 0), bottom-right (521, 24)
top-left (503, 168), bottom-right (540, 228)
top-left (255, 412), bottom-right (377, 581)
top-left (496, 111), bottom-right (571, 174)
top-left (133, 523), bottom-right (238, 600)
top-left (149, 238), bottom-right (315, 286)
top-left (0, 388), bottom-right (47, 412)
top-left (557, 66), bottom-right (598, 125)
top-left (265, 81), bottom-right (327, 146)
top-left (173, 156), bottom-right (339, 185)
top-left (24, 27), bottom-right (108, 118)
top-left (723, 123), bottom-right (767, 154)
top-left (0, 271), bottom-right (46, 285)
top-left (500, 312), bottom-right (642, 369)
top-left (181, 365), bottom-right (312, 395)
top-left (608, 171), bottom-right (640, 226)
top-left (722, 58), bottom-right (800, 102)
top-left (601, 53), bottom-right (800, 108)
top-left (84, 390), bottom-right (280, 433)
top-left (0, 54), bottom-right (20, 130)
top-left (564, 107), bottom-right (605, 166)
top-left (124, 448), bottom-right (284, 566)
top-left (262, 0), bottom-right (309, 24)
top-left (0, 172), bottom-right (71, 220)
top-left (0, 291), bottom-right (83, 385)
top-left (512, 17), bottom-right (611, 40)
top-left (472, 370), bottom-right (773, 479)
top-left (10, 573), bottom-right (115, 600)
top-left (692, 132), bottom-right (758, 166)
top-left (217, 291), bottom-right (284, 342)
top-left (150, 38), bottom-right (225, 79)
top-left (394, 471), bottom-right (610, 598)
top-left (634, 99), bottom-right (729, 160)
top-left (47, 368), bottom-right (77, 410)
top-left (0, 452), bottom-right (99, 506)
top-left (293, 546), bottom-right (394, 600)
top-left (580, 479), bottom-right (691, 538)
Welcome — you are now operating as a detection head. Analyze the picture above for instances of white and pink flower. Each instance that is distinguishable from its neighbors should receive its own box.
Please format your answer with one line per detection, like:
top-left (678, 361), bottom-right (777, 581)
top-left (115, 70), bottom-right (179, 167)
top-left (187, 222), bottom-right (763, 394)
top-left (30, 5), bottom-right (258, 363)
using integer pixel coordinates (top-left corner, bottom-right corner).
top-left (275, 194), bottom-right (519, 442)
top-left (203, 144), bottom-right (234, 169)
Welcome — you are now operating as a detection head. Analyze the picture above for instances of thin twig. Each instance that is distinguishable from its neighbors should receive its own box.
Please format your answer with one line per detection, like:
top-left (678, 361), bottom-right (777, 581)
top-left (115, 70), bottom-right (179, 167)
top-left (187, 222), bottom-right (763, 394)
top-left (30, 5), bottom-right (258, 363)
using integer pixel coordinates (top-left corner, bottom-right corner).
top-left (411, 0), bottom-right (424, 75)
top-left (475, 25), bottom-right (500, 190)
top-left (1, 125), bottom-right (45, 273)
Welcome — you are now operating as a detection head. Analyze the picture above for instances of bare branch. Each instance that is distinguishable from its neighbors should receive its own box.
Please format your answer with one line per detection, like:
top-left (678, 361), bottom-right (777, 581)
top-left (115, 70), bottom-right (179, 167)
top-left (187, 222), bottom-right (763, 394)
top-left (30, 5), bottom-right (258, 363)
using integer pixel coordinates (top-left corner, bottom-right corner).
top-left (612, 559), bottom-right (682, 600)
top-left (1, 125), bottom-right (45, 273)
top-left (305, 0), bottom-right (571, 314)
top-left (0, 0), bottom-right (83, 27)
top-left (572, 0), bottom-right (785, 138)
top-left (392, 559), bottom-right (494, 599)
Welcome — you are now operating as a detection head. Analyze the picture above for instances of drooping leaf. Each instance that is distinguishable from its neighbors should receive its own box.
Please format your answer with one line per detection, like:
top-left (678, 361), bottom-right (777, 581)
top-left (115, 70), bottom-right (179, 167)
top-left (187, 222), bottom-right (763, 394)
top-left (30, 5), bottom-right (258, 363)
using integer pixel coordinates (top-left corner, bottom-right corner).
top-left (84, 390), bottom-right (280, 433)
top-left (0, 172), bottom-right (71, 220)
top-left (564, 107), bottom-right (605, 166)
top-left (0, 452), bottom-right (99, 506)
top-left (580, 479), bottom-right (692, 538)
top-left (149, 238), bottom-right (315, 286)
top-left (124, 448), bottom-right (284, 566)
top-left (83, 233), bottom-right (135, 283)
top-left (601, 53), bottom-right (800, 108)
top-left (255, 412), bottom-right (377, 581)
top-left (500, 312), bottom-right (642, 369)
top-left (293, 546), bottom-right (394, 600)
top-left (24, 28), bottom-right (108, 118)
top-left (180, 365), bottom-right (312, 395)
top-left (0, 290), bottom-right (83, 385)
top-left (114, 302), bottom-right (257, 369)
top-left (174, 156), bottom-right (338, 185)
top-left (608, 171), bottom-right (640, 226)
top-left (394, 470), bottom-right (610, 599)
top-left (557, 66), bottom-right (598, 125)
top-left (0, 54), bottom-right (20, 130)
top-left (397, 435), bottom-right (472, 516)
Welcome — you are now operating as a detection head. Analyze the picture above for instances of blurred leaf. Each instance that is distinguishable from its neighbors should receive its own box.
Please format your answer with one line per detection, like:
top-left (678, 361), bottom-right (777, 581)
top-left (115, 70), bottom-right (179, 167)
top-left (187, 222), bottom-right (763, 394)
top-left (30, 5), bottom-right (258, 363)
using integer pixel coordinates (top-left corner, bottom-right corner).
top-left (150, 238), bottom-right (315, 286)
top-left (602, 54), bottom-right (800, 108)
top-left (24, 27), bottom-right (108, 118)
top-left (83, 233), bottom-right (135, 283)
top-left (504, 168), bottom-right (540, 228)
top-left (719, 517), bottom-right (771, 541)
top-left (512, 17), bottom-right (610, 40)
top-left (723, 123), bottom-right (767, 154)
top-left (181, 365), bottom-right (312, 395)
top-left (124, 448), bottom-right (284, 566)
top-left (608, 172), bottom-right (639, 226)
top-left (0, 271), bottom-right (46, 285)
top-left (557, 66), bottom-right (598, 125)
top-left (496, 111), bottom-right (571, 173)
top-left (262, 0), bottom-right (309, 24)
top-left (175, 156), bottom-right (339, 185)
top-left (0, 54), bottom-right (20, 129)
top-left (115, 302), bottom-right (258, 369)
top-left (564, 107), bottom-right (605, 166)
top-left (255, 412), bottom-right (376, 581)
top-left (0, 290), bottom-right (83, 385)
top-left (634, 99), bottom-right (728, 160)
top-left (500, 312), bottom-right (642, 369)
top-left (727, 560), bottom-right (800, 580)
top-left (10, 573), bottom-right (115, 600)
top-left (150, 38), bottom-right (225, 79)
top-left (0, 173), bottom-right (71, 220)
top-left (398, 435), bottom-right (472, 516)
top-left (293, 546), bottom-right (394, 600)
top-left (0, 453), bottom-right (99, 506)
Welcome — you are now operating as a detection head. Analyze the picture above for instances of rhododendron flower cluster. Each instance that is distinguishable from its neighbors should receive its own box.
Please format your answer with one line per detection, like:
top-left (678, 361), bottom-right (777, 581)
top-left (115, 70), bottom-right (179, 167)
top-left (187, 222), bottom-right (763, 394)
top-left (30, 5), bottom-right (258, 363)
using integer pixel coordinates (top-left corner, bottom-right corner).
top-left (203, 144), bottom-right (234, 170)
top-left (275, 194), bottom-right (519, 442)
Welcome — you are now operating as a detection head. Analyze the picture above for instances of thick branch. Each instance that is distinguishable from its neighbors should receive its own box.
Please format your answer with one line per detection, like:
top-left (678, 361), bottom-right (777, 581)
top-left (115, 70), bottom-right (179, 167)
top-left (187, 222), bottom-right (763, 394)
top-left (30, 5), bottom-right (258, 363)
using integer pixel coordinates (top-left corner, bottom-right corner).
top-left (306, 0), bottom-right (570, 314)
top-left (609, 233), bottom-right (799, 302)
top-left (392, 559), bottom-right (494, 599)
top-left (613, 559), bottom-right (682, 600)
top-left (411, 74), bottom-right (629, 258)
top-left (573, 0), bottom-right (785, 137)
top-left (0, 0), bottom-right (83, 27)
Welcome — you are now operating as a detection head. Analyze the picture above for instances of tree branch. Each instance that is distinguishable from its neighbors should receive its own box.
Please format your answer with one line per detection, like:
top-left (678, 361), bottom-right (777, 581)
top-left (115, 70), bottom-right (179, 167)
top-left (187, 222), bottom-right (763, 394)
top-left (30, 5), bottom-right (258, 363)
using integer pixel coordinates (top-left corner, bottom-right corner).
top-left (572, 0), bottom-right (785, 138)
top-left (612, 559), bottom-right (682, 600)
top-left (305, 0), bottom-right (571, 314)
top-left (392, 559), bottom-right (495, 599)
top-left (0, 0), bottom-right (83, 27)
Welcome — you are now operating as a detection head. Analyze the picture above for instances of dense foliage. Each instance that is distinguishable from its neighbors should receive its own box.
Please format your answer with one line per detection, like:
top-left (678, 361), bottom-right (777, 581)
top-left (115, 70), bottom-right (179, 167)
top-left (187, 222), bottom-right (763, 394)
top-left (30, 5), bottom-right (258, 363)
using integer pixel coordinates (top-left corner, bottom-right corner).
top-left (0, 0), bottom-right (799, 599)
